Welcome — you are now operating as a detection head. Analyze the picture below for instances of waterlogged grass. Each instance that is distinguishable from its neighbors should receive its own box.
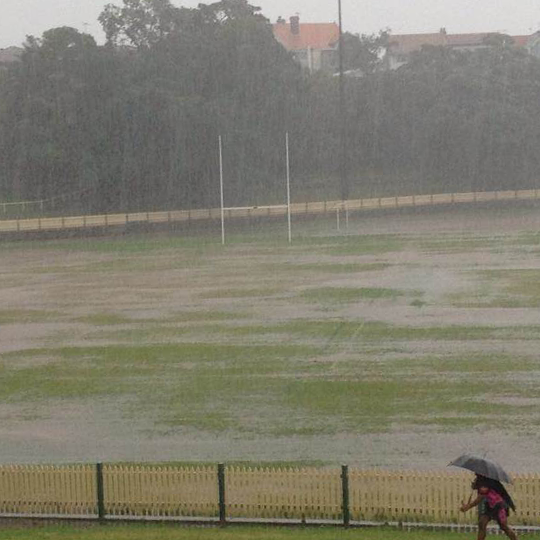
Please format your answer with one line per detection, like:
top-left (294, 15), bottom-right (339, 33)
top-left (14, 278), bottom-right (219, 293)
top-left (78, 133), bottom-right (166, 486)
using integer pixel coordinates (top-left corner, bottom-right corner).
top-left (451, 269), bottom-right (540, 308)
top-left (324, 235), bottom-right (405, 256)
top-left (300, 288), bottom-right (412, 304)
top-left (164, 311), bottom-right (244, 323)
top-left (0, 524), bottom-right (497, 540)
top-left (0, 227), bottom-right (361, 255)
top-left (0, 309), bottom-right (61, 324)
top-left (2, 235), bottom-right (222, 254)
top-left (267, 262), bottom-right (391, 274)
top-left (280, 353), bottom-right (540, 432)
top-left (199, 287), bottom-right (285, 299)
top-left (222, 320), bottom-right (540, 343)
top-left (417, 236), bottom-right (504, 253)
top-left (0, 343), bottom-right (318, 432)
top-left (77, 257), bottom-right (209, 273)
top-left (76, 313), bottom-right (135, 326)
top-left (5, 222), bottom-right (540, 447)
top-left (24, 258), bottom-right (201, 275)
top-left (516, 232), bottom-right (540, 246)
top-left (486, 269), bottom-right (540, 302)
top-left (92, 325), bottom-right (220, 342)
top-left (2, 340), bottom-right (539, 434)
top-left (90, 320), bottom-right (540, 347)
top-left (282, 379), bottom-right (488, 432)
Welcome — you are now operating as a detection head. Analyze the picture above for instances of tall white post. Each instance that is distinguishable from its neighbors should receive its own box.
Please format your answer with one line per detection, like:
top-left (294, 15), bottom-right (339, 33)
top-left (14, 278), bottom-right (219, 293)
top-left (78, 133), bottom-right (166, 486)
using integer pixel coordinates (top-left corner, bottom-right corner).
top-left (286, 132), bottom-right (292, 243)
top-left (219, 135), bottom-right (225, 245)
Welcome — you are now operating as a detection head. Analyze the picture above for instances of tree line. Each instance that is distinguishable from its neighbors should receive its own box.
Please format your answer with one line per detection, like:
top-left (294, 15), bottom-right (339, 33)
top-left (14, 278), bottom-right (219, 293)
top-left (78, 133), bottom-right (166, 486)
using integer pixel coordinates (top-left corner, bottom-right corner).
top-left (1, 0), bottom-right (540, 214)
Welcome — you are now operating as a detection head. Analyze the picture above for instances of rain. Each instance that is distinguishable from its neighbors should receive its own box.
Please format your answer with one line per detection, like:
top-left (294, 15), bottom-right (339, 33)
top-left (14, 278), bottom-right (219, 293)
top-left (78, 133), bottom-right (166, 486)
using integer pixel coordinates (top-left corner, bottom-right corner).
top-left (2, 0), bottom-right (540, 490)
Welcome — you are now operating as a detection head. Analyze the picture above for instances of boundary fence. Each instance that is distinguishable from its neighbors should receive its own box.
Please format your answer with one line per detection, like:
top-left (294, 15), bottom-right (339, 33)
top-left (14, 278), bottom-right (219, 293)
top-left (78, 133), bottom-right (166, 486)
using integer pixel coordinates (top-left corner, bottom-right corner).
top-left (1, 463), bottom-right (539, 528)
top-left (0, 188), bottom-right (93, 218)
top-left (0, 188), bottom-right (539, 236)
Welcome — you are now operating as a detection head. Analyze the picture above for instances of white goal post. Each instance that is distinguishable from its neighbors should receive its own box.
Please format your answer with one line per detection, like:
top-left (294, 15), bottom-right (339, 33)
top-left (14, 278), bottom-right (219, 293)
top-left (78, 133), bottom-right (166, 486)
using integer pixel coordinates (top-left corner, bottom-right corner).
top-left (219, 133), bottom-right (293, 245)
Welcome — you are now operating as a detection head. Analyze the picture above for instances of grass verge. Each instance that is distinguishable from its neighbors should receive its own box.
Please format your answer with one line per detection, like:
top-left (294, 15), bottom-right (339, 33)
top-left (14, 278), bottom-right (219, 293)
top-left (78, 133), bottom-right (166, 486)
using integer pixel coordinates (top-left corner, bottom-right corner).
top-left (0, 524), bottom-right (510, 540)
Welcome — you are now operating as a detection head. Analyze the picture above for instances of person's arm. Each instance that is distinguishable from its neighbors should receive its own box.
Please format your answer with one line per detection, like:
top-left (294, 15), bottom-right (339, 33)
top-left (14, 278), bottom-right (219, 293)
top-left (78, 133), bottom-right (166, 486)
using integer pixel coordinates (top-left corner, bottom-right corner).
top-left (461, 494), bottom-right (483, 512)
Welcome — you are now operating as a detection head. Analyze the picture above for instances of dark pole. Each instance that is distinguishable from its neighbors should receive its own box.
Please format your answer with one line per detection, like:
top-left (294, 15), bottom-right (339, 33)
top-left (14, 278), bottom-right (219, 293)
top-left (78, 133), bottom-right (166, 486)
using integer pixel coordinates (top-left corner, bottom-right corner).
top-left (338, 0), bottom-right (349, 201)
top-left (96, 462), bottom-right (105, 522)
top-left (218, 463), bottom-right (226, 526)
top-left (341, 464), bottom-right (350, 527)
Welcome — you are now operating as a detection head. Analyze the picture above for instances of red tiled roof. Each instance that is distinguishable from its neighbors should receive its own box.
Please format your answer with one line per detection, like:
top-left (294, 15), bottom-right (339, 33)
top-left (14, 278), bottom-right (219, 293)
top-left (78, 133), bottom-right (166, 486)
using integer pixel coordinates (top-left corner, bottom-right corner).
top-left (387, 33), bottom-right (446, 54)
top-left (512, 35), bottom-right (531, 47)
top-left (388, 32), bottom-right (531, 54)
top-left (273, 23), bottom-right (339, 51)
top-left (0, 46), bottom-right (23, 64)
top-left (447, 33), bottom-right (491, 46)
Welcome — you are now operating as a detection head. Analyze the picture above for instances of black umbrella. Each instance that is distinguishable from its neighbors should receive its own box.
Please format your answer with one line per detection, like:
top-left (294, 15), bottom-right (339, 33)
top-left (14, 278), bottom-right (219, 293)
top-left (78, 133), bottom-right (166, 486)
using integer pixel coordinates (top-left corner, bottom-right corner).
top-left (449, 453), bottom-right (513, 484)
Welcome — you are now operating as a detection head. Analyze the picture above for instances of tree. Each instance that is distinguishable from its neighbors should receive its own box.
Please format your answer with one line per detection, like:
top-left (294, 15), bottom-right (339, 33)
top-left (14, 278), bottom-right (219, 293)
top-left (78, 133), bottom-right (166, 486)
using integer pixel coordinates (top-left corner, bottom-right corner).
top-left (0, 28), bottom-right (106, 204)
top-left (342, 30), bottom-right (389, 75)
top-left (198, 0), bottom-right (266, 24)
top-left (99, 0), bottom-right (188, 48)
top-left (5, 2), bottom-right (540, 213)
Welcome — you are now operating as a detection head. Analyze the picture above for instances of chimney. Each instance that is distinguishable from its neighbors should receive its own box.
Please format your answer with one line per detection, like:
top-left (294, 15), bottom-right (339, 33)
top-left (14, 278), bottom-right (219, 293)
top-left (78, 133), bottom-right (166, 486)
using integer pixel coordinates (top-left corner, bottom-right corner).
top-left (290, 15), bottom-right (300, 35)
top-left (277, 16), bottom-right (286, 24)
top-left (440, 27), bottom-right (448, 46)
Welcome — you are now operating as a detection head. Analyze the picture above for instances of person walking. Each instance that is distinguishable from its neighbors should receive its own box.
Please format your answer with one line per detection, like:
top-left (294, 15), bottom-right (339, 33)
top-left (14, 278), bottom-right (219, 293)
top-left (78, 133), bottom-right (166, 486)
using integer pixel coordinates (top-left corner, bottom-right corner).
top-left (460, 473), bottom-right (518, 540)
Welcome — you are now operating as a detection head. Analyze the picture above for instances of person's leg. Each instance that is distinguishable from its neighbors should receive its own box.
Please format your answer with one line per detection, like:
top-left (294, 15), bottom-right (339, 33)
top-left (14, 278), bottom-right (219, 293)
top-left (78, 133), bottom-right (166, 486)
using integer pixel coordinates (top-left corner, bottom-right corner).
top-left (477, 515), bottom-right (490, 540)
top-left (500, 523), bottom-right (518, 540)
top-left (496, 506), bottom-right (517, 540)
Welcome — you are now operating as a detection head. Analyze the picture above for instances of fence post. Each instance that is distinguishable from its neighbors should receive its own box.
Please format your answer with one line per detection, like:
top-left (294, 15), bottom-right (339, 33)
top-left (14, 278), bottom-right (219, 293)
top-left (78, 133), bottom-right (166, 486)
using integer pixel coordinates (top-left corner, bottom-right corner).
top-left (96, 462), bottom-right (105, 522)
top-left (341, 464), bottom-right (350, 527)
top-left (218, 463), bottom-right (226, 526)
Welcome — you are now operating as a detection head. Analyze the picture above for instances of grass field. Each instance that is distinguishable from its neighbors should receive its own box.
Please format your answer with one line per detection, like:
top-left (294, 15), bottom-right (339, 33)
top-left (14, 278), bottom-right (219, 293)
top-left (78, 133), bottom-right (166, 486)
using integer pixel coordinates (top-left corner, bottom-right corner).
top-left (2, 205), bottom-right (540, 468)
top-left (1, 524), bottom-right (531, 540)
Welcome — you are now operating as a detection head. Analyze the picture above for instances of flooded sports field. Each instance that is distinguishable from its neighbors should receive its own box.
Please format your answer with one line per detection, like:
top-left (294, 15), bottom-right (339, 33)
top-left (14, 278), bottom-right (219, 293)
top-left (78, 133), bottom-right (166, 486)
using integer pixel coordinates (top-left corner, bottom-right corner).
top-left (2, 204), bottom-right (540, 470)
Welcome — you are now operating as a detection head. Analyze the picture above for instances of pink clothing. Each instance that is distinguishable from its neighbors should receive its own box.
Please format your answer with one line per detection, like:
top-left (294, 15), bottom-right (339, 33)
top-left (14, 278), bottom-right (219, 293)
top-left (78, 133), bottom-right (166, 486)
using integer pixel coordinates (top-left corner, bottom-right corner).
top-left (480, 486), bottom-right (504, 507)
top-left (479, 486), bottom-right (508, 526)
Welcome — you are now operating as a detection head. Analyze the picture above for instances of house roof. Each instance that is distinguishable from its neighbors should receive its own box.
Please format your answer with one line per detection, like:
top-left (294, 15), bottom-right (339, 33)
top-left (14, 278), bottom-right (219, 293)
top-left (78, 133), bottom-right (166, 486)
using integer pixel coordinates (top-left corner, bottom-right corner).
top-left (447, 33), bottom-right (492, 47)
top-left (272, 22), bottom-right (339, 51)
top-left (0, 46), bottom-right (23, 64)
top-left (387, 33), bottom-right (446, 54)
top-left (512, 35), bottom-right (531, 47)
top-left (388, 32), bottom-right (531, 55)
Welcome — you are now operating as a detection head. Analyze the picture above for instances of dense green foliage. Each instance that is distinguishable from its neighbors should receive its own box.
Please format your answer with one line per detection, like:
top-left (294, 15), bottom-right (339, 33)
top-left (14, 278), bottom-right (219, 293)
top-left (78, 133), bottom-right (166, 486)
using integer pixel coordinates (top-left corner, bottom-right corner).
top-left (1, 0), bottom-right (540, 212)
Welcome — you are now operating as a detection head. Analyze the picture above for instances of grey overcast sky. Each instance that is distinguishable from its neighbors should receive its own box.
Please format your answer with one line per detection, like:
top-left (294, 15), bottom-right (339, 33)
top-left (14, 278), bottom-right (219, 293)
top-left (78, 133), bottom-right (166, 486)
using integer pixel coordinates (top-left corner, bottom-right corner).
top-left (2, 0), bottom-right (540, 49)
